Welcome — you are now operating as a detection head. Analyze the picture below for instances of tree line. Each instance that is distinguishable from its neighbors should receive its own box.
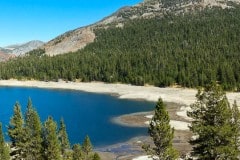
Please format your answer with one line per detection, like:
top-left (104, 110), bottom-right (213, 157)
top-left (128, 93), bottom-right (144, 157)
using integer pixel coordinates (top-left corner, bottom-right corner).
top-left (0, 6), bottom-right (240, 90)
top-left (0, 99), bottom-right (100, 160)
top-left (145, 83), bottom-right (240, 159)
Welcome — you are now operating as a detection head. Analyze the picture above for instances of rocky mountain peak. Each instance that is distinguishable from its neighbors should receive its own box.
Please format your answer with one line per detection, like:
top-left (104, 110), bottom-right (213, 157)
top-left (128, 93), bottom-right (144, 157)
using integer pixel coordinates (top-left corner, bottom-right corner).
top-left (8, 40), bottom-right (44, 56)
top-left (0, 40), bottom-right (44, 61)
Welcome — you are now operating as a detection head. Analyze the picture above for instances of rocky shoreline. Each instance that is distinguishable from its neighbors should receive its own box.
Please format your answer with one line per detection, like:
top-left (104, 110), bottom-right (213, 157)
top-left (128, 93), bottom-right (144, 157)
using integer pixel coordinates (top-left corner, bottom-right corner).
top-left (98, 102), bottom-right (192, 159)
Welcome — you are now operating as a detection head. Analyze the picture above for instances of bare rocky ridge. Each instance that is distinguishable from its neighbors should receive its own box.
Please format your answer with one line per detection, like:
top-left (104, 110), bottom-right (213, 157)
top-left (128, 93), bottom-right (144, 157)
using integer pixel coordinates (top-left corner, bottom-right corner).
top-left (6, 40), bottom-right (44, 56)
top-left (42, 0), bottom-right (240, 56)
top-left (43, 27), bottom-right (95, 56)
top-left (0, 40), bottom-right (44, 61)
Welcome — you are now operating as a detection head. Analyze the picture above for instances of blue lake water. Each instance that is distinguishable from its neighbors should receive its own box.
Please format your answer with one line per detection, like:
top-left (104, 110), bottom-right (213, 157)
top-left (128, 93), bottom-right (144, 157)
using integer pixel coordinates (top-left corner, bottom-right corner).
top-left (0, 87), bottom-right (154, 147)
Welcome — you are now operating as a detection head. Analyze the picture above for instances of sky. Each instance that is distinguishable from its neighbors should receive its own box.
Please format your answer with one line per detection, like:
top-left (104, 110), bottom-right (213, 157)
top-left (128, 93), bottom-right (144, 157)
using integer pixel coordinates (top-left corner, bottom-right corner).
top-left (0, 0), bottom-right (142, 47)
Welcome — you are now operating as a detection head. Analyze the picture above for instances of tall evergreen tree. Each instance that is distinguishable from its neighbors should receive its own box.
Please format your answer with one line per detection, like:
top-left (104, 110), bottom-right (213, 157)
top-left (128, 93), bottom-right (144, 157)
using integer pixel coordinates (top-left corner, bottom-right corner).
top-left (8, 102), bottom-right (25, 159)
top-left (72, 144), bottom-right (83, 160)
top-left (58, 118), bottom-right (70, 158)
top-left (43, 116), bottom-right (61, 160)
top-left (24, 98), bottom-right (33, 158)
top-left (187, 83), bottom-right (240, 159)
top-left (0, 123), bottom-right (10, 160)
top-left (24, 98), bottom-right (43, 160)
top-left (82, 135), bottom-right (92, 156)
top-left (143, 98), bottom-right (178, 160)
top-left (231, 100), bottom-right (240, 155)
top-left (92, 152), bottom-right (101, 160)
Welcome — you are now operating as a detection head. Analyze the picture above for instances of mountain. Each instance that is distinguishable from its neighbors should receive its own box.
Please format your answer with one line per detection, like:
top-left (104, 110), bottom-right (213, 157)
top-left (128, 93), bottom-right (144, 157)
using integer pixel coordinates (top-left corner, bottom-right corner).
top-left (5, 40), bottom-right (44, 56)
top-left (0, 48), bottom-right (14, 62)
top-left (0, 0), bottom-right (240, 90)
top-left (42, 0), bottom-right (240, 56)
top-left (0, 40), bottom-right (44, 61)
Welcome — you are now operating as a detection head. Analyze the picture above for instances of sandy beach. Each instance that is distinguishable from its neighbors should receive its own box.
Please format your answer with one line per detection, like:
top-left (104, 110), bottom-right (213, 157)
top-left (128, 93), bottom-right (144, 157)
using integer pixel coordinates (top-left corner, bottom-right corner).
top-left (0, 80), bottom-right (239, 105)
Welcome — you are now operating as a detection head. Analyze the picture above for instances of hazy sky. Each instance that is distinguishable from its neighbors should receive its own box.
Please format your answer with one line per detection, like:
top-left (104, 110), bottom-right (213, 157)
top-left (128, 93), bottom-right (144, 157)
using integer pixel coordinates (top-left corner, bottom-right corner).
top-left (0, 0), bottom-right (142, 47)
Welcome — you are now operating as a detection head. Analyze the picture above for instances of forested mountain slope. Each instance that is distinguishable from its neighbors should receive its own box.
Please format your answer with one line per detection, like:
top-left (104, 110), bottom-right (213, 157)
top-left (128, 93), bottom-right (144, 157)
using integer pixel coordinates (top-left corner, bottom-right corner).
top-left (42, 0), bottom-right (240, 55)
top-left (0, 6), bottom-right (240, 90)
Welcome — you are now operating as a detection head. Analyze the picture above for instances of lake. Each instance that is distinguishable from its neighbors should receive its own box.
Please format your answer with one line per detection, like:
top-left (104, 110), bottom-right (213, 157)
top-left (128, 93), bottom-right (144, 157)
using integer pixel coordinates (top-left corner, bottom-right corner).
top-left (0, 87), bottom-right (155, 147)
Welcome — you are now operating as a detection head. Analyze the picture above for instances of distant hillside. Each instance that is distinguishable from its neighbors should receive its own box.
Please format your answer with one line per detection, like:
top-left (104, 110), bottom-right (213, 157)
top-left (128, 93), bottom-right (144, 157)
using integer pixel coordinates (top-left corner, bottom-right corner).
top-left (0, 49), bottom-right (14, 62)
top-left (5, 40), bottom-right (44, 56)
top-left (42, 0), bottom-right (240, 55)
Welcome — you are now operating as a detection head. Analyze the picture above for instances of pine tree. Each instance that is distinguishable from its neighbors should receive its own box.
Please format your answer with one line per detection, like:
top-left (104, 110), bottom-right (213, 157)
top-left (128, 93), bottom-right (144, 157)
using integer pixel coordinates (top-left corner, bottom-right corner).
top-left (0, 123), bottom-right (10, 160)
top-left (231, 100), bottom-right (240, 156)
top-left (64, 151), bottom-right (73, 160)
top-left (72, 144), bottom-right (83, 160)
top-left (82, 135), bottom-right (92, 156)
top-left (24, 98), bottom-right (43, 160)
top-left (92, 152), bottom-right (101, 160)
top-left (58, 118), bottom-right (70, 158)
top-left (187, 83), bottom-right (240, 159)
top-left (43, 116), bottom-right (61, 160)
top-left (8, 102), bottom-right (25, 159)
top-left (143, 98), bottom-right (178, 160)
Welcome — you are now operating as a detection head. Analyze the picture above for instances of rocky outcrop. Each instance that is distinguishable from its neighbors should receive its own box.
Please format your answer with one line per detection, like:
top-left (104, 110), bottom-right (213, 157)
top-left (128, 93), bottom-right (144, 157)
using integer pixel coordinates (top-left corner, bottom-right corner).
top-left (43, 27), bottom-right (95, 56)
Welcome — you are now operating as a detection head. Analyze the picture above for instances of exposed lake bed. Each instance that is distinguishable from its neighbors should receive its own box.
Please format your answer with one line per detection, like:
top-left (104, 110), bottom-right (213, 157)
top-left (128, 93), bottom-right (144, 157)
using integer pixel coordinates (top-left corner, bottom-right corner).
top-left (0, 80), bottom-right (239, 105)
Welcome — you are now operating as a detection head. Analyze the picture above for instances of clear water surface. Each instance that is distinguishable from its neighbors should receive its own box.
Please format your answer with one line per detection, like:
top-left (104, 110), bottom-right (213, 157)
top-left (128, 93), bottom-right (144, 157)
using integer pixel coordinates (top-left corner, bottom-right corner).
top-left (0, 87), bottom-right (154, 147)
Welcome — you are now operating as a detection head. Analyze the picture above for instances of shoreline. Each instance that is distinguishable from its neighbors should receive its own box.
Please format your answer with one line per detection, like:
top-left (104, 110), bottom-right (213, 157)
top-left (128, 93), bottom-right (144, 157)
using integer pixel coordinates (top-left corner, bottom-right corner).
top-left (0, 80), bottom-right (239, 105)
top-left (107, 101), bottom-right (193, 159)
top-left (112, 102), bottom-right (191, 130)
top-left (0, 79), bottom-right (198, 105)
top-left (111, 111), bottom-right (152, 128)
